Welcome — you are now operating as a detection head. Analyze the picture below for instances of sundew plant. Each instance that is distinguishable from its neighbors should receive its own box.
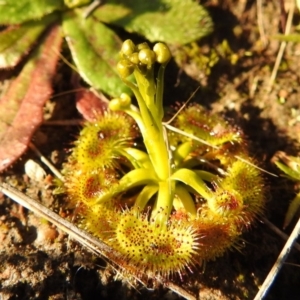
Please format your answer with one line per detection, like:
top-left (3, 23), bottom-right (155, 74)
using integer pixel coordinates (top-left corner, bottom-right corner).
top-left (61, 40), bottom-right (265, 278)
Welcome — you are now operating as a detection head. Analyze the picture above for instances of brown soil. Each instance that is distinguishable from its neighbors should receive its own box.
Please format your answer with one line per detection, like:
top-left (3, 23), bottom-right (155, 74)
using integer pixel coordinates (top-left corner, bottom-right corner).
top-left (1, 1), bottom-right (300, 299)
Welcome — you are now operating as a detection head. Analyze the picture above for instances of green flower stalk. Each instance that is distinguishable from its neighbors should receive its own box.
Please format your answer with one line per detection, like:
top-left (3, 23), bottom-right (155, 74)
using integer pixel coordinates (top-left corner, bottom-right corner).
top-left (62, 40), bottom-right (265, 278)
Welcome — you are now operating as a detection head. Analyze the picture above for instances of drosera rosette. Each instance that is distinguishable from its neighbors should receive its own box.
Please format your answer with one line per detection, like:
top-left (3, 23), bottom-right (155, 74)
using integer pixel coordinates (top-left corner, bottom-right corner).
top-left (61, 39), bottom-right (265, 279)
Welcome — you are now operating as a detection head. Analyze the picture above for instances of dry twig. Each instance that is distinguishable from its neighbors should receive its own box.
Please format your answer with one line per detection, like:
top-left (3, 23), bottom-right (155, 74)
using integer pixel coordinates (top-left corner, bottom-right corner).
top-left (268, 0), bottom-right (295, 92)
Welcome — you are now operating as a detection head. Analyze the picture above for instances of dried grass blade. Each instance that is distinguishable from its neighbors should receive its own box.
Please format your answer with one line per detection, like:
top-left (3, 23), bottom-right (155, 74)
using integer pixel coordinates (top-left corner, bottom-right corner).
top-left (254, 217), bottom-right (300, 299)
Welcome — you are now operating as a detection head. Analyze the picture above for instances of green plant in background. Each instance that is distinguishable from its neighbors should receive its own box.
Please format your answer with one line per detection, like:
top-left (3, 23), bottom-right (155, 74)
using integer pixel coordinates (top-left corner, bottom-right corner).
top-left (173, 40), bottom-right (239, 81)
top-left (61, 40), bottom-right (265, 278)
top-left (0, 0), bottom-right (213, 96)
top-left (273, 151), bottom-right (300, 228)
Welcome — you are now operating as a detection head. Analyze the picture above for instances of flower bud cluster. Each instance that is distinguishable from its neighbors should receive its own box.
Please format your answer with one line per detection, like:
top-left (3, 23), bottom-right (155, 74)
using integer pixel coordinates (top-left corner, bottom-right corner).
top-left (117, 39), bottom-right (171, 78)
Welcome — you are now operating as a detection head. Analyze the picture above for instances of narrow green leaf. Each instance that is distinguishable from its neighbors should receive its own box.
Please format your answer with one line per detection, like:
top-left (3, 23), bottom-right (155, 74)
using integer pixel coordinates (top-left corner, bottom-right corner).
top-left (0, 14), bottom-right (58, 69)
top-left (62, 9), bottom-right (130, 97)
top-left (174, 184), bottom-right (197, 216)
top-left (171, 168), bottom-right (213, 200)
top-left (94, 0), bottom-right (213, 44)
top-left (135, 184), bottom-right (158, 210)
top-left (274, 161), bottom-right (300, 181)
top-left (0, 0), bottom-right (64, 25)
top-left (284, 192), bottom-right (300, 228)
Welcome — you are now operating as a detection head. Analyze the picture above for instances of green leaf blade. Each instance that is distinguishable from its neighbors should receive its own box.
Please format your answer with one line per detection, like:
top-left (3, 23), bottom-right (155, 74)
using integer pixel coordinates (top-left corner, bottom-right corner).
top-left (274, 161), bottom-right (300, 181)
top-left (284, 192), bottom-right (300, 229)
top-left (94, 0), bottom-right (213, 44)
top-left (62, 10), bottom-right (130, 97)
top-left (0, 0), bottom-right (64, 25)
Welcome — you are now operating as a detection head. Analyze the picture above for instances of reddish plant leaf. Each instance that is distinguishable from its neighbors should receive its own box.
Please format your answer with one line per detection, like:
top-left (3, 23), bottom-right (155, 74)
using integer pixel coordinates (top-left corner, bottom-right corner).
top-left (76, 87), bottom-right (109, 122)
top-left (0, 25), bottom-right (62, 172)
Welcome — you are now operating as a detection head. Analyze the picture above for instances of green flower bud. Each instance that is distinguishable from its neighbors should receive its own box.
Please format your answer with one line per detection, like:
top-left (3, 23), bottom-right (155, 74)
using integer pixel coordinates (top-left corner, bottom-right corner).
top-left (109, 94), bottom-right (131, 111)
top-left (153, 42), bottom-right (171, 64)
top-left (121, 39), bottom-right (136, 56)
top-left (119, 93), bottom-right (131, 107)
top-left (128, 53), bottom-right (139, 65)
top-left (137, 42), bottom-right (150, 51)
top-left (117, 59), bottom-right (134, 78)
top-left (109, 98), bottom-right (122, 111)
top-left (138, 49), bottom-right (156, 66)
